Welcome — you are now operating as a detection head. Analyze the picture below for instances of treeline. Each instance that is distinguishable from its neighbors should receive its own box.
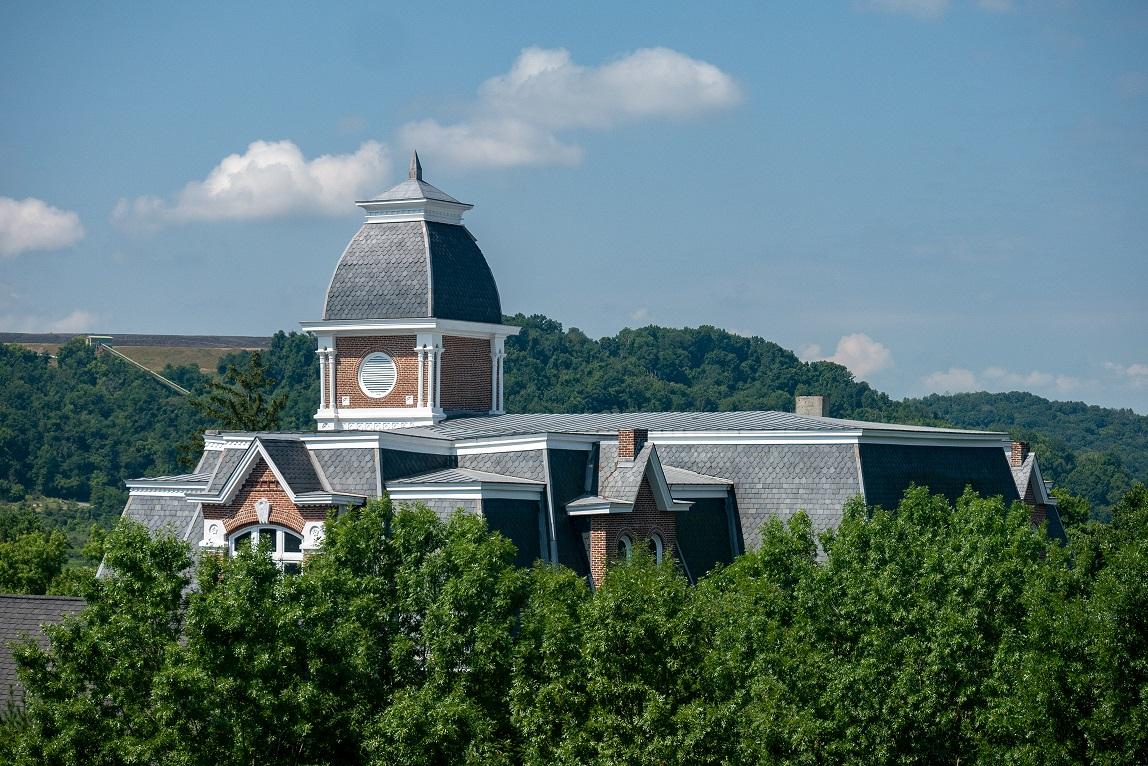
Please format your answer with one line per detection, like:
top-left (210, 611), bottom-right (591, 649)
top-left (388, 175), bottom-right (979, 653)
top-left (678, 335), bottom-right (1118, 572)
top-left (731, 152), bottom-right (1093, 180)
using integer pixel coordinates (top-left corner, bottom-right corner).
top-left (6, 486), bottom-right (1146, 765)
top-left (1, 316), bottom-right (1144, 521)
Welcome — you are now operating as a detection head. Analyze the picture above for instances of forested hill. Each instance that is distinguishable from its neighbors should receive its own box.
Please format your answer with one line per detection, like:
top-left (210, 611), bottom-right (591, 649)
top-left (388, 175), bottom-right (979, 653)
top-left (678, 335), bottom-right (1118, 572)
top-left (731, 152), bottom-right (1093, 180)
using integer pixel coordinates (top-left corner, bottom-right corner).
top-left (0, 314), bottom-right (1143, 520)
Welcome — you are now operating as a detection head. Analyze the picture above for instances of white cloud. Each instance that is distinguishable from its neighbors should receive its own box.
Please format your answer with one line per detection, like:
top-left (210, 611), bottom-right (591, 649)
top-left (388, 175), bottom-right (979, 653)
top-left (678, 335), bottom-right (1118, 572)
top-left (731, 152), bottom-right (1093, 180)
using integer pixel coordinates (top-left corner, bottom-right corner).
top-left (629, 307), bottom-right (651, 323)
top-left (923, 366), bottom-right (1084, 395)
top-left (802, 333), bottom-right (894, 379)
top-left (864, 0), bottom-right (951, 20)
top-left (114, 140), bottom-right (390, 230)
top-left (1106, 362), bottom-right (1148, 388)
top-left (399, 46), bottom-right (742, 169)
top-left (0, 197), bottom-right (85, 258)
top-left (0, 309), bottom-right (99, 333)
top-left (923, 367), bottom-right (980, 392)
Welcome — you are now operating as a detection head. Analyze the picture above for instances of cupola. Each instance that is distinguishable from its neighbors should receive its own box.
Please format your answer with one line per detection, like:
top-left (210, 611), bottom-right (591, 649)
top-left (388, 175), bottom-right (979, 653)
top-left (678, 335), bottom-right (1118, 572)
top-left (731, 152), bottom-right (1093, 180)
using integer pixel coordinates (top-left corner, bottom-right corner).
top-left (301, 152), bottom-right (518, 432)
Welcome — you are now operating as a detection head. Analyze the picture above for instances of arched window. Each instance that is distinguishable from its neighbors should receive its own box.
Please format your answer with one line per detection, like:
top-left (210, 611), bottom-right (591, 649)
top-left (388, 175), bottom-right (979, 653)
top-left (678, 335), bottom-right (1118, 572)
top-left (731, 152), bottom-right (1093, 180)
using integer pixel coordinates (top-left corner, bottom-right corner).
top-left (616, 534), bottom-right (633, 561)
top-left (231, 525), bottom-right (304, 574)
top-left (647, 534), bottom-right (665, 564)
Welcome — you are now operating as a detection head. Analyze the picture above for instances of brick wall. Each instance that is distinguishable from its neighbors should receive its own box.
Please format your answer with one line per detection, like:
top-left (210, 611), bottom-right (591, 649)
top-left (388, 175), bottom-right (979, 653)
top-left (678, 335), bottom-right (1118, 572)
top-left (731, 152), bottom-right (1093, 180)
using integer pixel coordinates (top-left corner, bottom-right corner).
top-left (203, 458), bottom-right (328, 535)
top-left (587, 475), bottom-right (677, 586)
top-left (618, 429), bottom-right (648, 460)
top-left (335, 335), bottom-right (418, 409)
top-left (441, 335), bottom-right (492, 411)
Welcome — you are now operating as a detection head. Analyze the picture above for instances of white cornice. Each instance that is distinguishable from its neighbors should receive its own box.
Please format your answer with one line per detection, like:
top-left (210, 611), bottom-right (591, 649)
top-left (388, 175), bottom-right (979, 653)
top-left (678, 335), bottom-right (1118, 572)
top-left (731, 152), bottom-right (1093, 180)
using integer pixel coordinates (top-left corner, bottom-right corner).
top-left (566, 499), bottom-right (633, 516)
top-left (387, 484), bottom-right (543, 502)
top-left (299, 318), bottom-right (520, 338)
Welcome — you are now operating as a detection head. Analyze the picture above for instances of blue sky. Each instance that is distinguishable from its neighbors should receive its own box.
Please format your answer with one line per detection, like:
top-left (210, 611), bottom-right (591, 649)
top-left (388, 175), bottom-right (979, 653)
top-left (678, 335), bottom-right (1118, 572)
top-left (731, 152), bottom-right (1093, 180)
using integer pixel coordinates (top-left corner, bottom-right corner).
top-left (2, 0), bottom-right (1146, 412)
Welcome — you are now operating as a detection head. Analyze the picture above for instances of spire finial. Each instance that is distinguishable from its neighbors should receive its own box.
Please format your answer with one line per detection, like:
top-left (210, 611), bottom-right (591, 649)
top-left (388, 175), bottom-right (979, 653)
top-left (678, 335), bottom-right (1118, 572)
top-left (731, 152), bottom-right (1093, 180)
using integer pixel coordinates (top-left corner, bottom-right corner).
top-left (408, 150), bottom-right (423, 181)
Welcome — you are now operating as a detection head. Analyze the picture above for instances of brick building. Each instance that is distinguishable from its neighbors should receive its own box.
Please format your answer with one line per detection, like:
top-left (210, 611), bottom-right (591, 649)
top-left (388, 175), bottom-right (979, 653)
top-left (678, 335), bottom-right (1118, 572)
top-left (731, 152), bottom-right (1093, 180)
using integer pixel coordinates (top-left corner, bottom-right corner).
top-left (121, 154), bottom-right (1064, 585)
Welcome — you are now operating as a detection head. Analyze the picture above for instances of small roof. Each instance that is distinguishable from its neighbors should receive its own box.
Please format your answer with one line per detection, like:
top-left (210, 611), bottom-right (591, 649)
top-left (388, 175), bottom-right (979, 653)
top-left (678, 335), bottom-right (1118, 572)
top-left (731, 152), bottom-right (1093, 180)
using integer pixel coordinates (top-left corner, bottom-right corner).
top-left (661, 464), bottom-right (733, 486)
top-left (388, 467), bottom-right (544, 486)
top-left (358, 151), bottom-right (465, 205)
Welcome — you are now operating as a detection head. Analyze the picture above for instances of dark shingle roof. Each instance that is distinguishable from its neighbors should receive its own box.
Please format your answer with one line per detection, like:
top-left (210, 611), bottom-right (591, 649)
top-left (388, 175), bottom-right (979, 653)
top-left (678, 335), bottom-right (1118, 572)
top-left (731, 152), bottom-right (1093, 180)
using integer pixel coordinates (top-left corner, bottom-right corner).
top-left (259, 438), bottom-right (324, 495)
top-left (0, 595), bottom-right (85, 709)
top-left (122, 494), bottom-right (199, 538)
top-left (389, 467), bottom-right (543, 485)
top-left (859, 443), bottom-right (1020, 510)
top-left (322, 221), bottom-right (502, 324)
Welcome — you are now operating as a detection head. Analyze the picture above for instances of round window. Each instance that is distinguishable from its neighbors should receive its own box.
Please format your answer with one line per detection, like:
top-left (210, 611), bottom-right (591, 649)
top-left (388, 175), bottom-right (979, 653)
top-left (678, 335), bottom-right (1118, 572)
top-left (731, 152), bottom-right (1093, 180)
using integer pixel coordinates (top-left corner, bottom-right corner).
top-left (358, 352), bottom-right (398, 398)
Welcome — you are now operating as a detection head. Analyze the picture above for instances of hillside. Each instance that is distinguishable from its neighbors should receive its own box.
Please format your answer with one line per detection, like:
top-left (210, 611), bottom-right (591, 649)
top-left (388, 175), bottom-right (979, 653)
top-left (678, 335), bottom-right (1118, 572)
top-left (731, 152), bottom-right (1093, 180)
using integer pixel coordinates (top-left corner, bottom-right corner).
top-left (0, 316), bottom-right (1142, 529)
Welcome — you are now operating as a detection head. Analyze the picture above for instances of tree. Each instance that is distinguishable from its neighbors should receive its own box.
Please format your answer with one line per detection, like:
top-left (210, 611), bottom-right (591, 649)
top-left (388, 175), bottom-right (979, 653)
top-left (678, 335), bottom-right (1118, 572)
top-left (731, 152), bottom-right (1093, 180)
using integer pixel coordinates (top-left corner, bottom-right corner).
top-left (0, 508), bottom-right (69, 594)
top-left (12, 520), bottom-right (191, 765)
top-left (190, 350), bottom-right (286, 432)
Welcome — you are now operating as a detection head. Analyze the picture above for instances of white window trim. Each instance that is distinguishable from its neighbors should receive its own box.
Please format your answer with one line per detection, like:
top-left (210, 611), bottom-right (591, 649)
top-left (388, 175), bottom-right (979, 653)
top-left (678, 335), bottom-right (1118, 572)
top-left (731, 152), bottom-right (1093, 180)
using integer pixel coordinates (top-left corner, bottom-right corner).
top-left (230, 524), bottom-right (305, 568)
top-left (358, 351), bottom-right (399, 399)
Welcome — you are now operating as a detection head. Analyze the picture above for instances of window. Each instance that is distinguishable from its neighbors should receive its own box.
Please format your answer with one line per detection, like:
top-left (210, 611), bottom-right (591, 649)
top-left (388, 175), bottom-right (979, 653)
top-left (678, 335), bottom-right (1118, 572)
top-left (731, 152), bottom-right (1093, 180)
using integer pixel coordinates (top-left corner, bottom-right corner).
top-left (616, 534), bottom-right (632, 560)
top-left (648, 533), bottom-right (665, 564)
top-left (231, 526), bottom-right (304, 573)
top-left (358, 352), bottom-right (398, 398)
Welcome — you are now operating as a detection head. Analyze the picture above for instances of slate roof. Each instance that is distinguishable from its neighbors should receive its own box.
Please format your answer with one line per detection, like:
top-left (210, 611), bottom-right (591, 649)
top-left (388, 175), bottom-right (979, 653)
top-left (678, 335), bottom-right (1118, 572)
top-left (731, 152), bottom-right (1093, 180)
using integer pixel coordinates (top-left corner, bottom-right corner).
top-left (1011, 455), bottom-right (1036, 501)
top-left (206, 449), bottom-right (246, 493)
top-left (661, 465), bottom-right (733, 486)
top-left (312, 448), bottom-right (379, 496)
top-left (367, 177), bottom-right (462, 204)
top-left (389, 467), bottom-right (543, 485)
top-left (413, 410), bottom-right (1003, 440)
top-left (859, 443), bottom-right (1020, 510)
top-left (122, 494), bottom-right (200, 539)
top-left (259, 438), bottom-right (324, 494)
top-left (597, 442), bottom-right (654, 502)
top-left (322, 221), bottom-right (502, 324)
top-left (0, 595), bottom-right (85, 709)
top-left (655, 442), bottom-right (864, 546)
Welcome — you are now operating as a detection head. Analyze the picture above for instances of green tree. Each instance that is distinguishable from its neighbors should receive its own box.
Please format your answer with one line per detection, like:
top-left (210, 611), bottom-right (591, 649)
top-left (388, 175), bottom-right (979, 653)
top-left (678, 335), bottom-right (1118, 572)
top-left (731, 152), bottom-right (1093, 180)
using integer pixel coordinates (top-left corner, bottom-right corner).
top-left (12, 520), bottom-right (191, 765)
top-left (190, 350), bottom-right (286, 432)
top-left (0, 508), bottom-right (69, 594)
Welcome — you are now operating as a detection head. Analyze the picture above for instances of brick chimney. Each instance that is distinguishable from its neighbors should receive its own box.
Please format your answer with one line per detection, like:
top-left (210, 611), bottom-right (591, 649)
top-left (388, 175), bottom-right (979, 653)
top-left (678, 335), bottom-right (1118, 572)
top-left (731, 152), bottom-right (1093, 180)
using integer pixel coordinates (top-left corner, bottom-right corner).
top-left (1010, 441), bottom-right (1030, 468)
top-left (618, 428), bottom-right (648, 460)
top-left (795, 395), bottom-right (825, 418)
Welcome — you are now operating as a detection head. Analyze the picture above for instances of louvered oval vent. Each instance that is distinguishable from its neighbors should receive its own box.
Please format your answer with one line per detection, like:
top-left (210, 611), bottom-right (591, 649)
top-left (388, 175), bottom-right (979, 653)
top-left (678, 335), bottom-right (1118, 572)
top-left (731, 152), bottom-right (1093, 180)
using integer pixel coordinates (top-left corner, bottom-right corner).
top-left (358, 352), bottom-right (398, 398)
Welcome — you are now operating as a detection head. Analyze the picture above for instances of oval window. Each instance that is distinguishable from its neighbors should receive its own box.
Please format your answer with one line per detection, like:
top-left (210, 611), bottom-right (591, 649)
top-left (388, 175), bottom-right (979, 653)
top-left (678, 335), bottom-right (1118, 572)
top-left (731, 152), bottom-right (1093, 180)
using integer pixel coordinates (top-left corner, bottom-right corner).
top-left (358, 352), bottom-right (398, 398)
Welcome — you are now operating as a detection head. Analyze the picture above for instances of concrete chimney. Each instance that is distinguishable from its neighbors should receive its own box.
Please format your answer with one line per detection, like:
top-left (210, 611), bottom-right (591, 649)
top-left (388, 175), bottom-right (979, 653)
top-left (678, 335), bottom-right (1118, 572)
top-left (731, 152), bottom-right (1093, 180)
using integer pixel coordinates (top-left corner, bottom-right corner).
top-left (618, 428), bottom-right (648, 460)
top-left (795, 395), bottom-right (825, 418)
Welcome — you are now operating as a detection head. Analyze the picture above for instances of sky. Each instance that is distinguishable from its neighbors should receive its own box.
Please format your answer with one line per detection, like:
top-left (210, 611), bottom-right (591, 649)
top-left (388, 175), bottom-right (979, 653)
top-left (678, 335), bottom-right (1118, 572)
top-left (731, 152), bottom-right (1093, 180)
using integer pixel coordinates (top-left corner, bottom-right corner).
top-left (2, 0), bottom-right (1146, 413)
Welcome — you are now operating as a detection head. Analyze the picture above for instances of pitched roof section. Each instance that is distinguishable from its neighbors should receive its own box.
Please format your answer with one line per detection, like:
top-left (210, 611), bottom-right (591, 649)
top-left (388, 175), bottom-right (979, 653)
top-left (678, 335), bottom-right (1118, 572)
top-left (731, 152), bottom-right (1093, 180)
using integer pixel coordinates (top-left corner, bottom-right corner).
top-left (259, 438), bottom-right (324, 495)
top-left (415, 410), bottom-right (1006, 440)
top-left (0, 595), bottom-right (85, 709)
top-left (389, 467), bottom-right (544, 485)
top-left (321, 221), bottom-right (503, 324)
top-left (567, 442), bottom-right (691, 516)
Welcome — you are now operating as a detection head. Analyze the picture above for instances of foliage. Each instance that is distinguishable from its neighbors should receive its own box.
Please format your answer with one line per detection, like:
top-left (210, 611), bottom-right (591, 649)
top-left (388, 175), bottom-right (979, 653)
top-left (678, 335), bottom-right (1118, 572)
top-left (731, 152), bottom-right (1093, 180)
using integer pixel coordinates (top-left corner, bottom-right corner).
top-left (189, 349), bottom-right (286, 432)
top-left (6, 485), bottom-right (1148, 764)
top-left (0, 340), bottom-right (201, 520)
top-left (214, 331), bottom-right (319, 430)
top-left (0, 507), bottom-right (68, 595)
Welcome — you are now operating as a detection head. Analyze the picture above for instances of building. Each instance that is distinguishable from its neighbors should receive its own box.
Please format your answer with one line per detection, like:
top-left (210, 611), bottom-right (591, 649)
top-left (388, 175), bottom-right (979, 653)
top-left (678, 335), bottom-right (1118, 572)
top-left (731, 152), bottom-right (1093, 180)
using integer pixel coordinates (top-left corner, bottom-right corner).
top-left (0, 595), bottom-right (85, 710)
top-left (120, 153), bottom-right (1060, 585)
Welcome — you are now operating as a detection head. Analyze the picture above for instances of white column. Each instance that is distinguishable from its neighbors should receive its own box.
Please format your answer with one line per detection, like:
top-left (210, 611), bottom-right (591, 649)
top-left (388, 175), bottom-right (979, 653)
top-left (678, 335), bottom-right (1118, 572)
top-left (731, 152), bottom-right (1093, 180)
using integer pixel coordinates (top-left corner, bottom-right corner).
top-left (497, 351), bottom-right (505, 413)
top-left (425, 346), bottom-right (436, 410)
top-left (328, 348), bottom-right (338, 415)
top-left (490, 349), bottom-right (498, 413)
top-left (318, 349), bottom-right (328, 409)
top-left (416, 345), bottom-right (426, 409)
top-left (434, 345), bottom-right (443, 410)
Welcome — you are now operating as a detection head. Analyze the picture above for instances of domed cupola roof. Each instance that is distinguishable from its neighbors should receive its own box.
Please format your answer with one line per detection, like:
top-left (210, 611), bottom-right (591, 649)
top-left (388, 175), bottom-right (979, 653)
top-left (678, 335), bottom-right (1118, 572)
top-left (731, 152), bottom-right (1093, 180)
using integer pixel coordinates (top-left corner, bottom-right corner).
top-left (322, 152), bottom-right (504, 324)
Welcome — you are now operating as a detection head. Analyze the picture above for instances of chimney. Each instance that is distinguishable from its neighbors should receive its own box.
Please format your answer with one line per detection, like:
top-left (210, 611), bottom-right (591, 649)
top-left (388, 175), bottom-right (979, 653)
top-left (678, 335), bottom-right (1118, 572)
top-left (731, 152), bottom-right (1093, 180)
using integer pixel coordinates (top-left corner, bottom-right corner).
top-left (1010, 441), bottom-right (1030, 468)
top-left (795, 395), bottom-right (825, 418)
top-left (618, 428), bottom-right (648, 460)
